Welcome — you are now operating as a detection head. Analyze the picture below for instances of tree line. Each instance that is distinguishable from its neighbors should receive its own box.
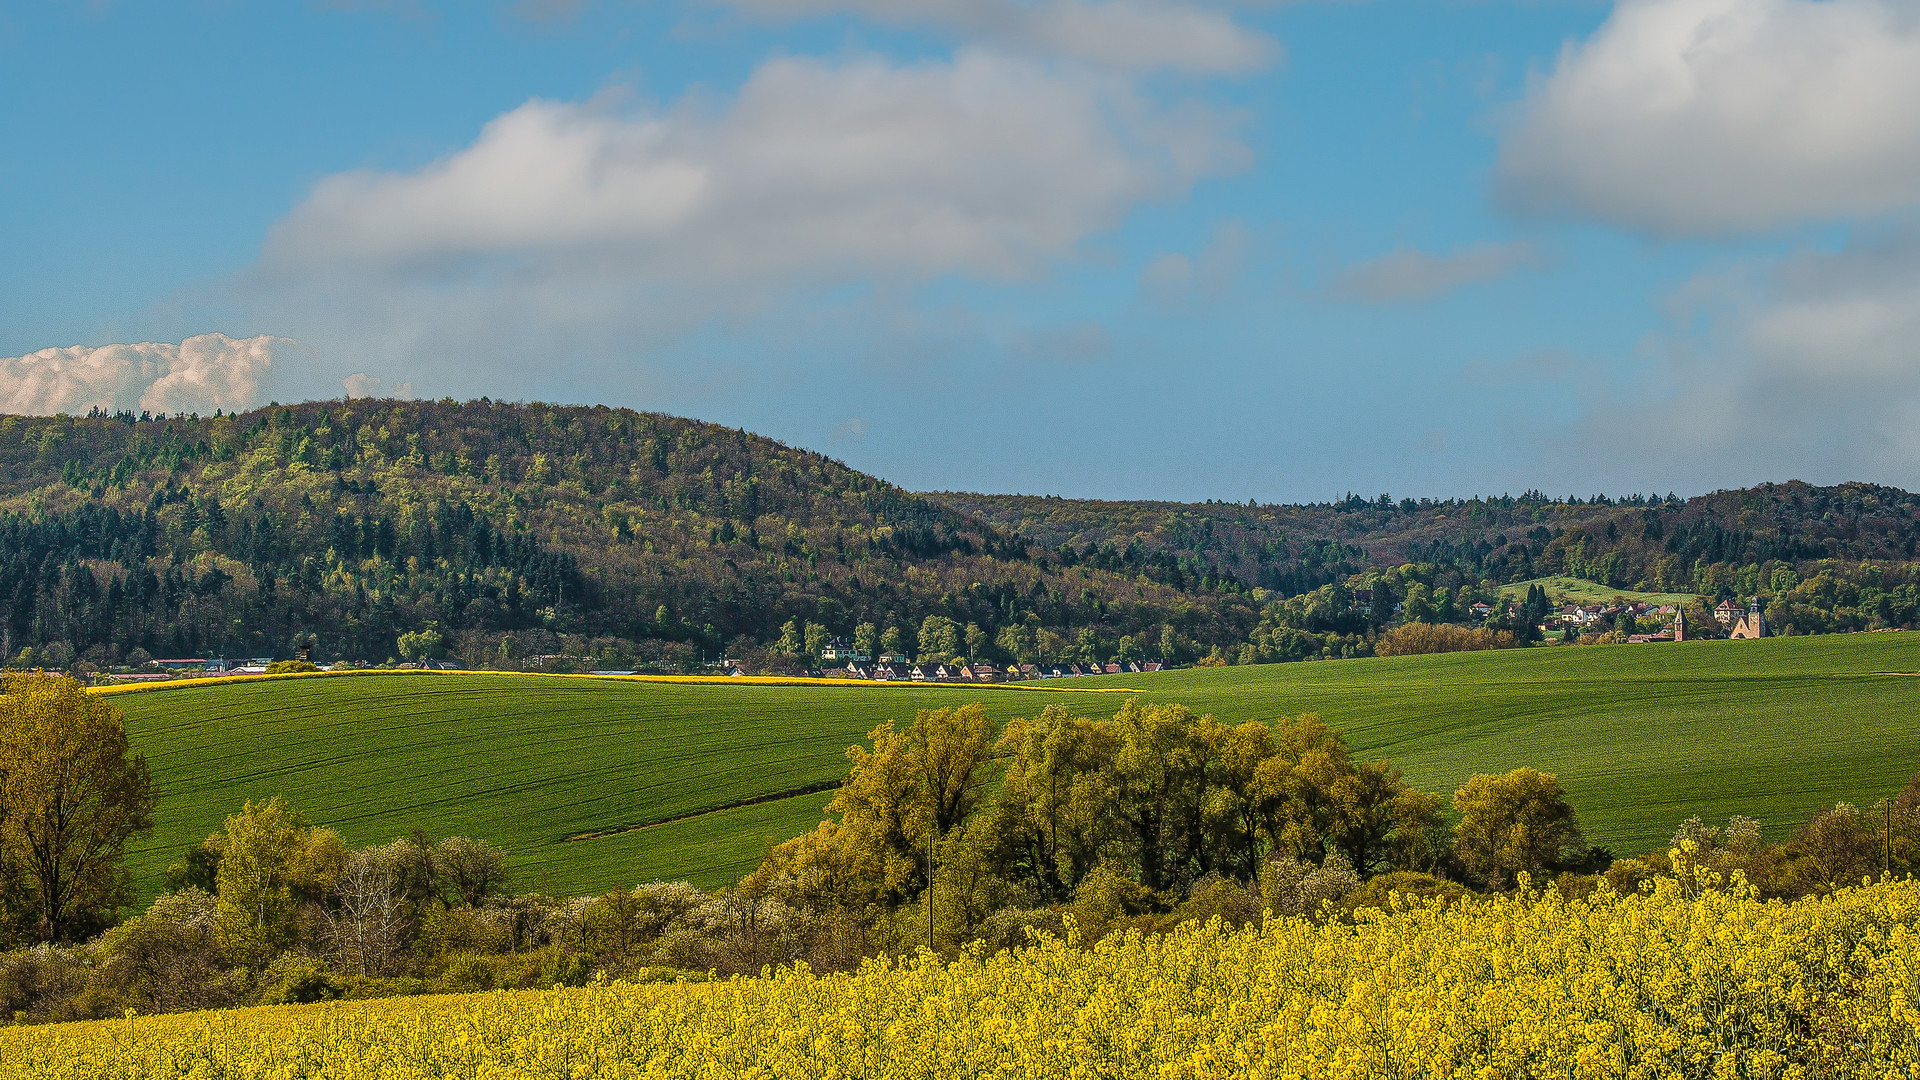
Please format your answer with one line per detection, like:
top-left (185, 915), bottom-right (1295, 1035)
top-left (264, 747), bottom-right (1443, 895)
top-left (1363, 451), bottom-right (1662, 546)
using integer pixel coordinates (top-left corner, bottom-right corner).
top-left (738, 702), bottom-right (1602, 960)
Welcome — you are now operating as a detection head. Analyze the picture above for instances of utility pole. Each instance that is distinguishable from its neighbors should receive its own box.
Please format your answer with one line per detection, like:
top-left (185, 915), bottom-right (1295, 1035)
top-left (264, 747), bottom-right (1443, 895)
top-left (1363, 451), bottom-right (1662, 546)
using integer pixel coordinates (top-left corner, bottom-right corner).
top-left (923, 740), bottom-right (936, 955)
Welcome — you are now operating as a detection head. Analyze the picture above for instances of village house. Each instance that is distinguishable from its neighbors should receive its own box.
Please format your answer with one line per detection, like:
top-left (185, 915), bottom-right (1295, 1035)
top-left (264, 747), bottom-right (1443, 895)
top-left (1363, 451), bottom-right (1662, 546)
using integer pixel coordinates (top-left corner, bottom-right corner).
top-left (1559, 605), bottom-right (1603, 626)
top-left (821, 657), bottom-right (1160, 682)
top-left (1714, 599), bottom-right (1744, 626)
top-left (820, 642), bottom-right (869, 663)
top-left (909, 662), bottom-right (963, 682)
top-left (1617, 604), bottom-right (1698, 644)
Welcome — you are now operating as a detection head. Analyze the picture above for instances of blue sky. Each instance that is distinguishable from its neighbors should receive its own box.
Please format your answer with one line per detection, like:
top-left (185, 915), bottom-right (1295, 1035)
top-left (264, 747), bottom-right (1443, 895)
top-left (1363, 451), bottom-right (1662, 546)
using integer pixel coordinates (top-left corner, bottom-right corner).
top-left (5, 0), bottom-right (1919, 502)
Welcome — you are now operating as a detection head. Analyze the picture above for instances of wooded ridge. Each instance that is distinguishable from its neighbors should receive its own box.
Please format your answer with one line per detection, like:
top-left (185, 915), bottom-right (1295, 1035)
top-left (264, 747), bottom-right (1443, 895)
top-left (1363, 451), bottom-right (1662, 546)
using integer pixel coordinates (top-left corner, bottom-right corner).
top-left (0, 399), bottom-right (1915, 669)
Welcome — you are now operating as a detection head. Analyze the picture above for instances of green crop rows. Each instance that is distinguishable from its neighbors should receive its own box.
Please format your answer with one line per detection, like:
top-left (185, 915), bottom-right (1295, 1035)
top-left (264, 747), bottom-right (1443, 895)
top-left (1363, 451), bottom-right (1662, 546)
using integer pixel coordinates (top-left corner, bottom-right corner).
top-left (114, 633), bottom-right (1920, 898)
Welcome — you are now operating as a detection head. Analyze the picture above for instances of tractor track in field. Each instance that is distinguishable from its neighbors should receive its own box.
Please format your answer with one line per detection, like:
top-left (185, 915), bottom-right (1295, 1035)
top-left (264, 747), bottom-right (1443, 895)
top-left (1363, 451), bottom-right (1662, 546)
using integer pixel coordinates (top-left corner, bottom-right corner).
top-left (561, 780), bottom-right (844, 843)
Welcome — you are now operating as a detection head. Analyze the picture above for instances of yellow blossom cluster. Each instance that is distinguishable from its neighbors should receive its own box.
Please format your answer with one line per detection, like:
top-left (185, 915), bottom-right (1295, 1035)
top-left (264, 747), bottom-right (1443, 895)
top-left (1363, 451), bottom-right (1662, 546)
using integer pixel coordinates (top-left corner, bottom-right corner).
top-left (6, 871), bottom-right (1917, 1079)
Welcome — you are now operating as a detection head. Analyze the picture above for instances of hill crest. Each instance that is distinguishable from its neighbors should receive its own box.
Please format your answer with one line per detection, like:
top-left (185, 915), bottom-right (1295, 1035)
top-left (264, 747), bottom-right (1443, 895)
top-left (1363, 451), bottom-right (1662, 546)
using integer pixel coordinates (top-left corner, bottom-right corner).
top-left (0, 399), bottom-right (1916, 668)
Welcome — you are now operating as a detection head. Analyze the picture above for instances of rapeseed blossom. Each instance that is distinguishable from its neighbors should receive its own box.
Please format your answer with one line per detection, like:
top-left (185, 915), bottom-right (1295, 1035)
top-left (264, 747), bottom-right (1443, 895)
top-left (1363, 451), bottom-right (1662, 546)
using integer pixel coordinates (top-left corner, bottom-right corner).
top-left (5, 871), bottom-right (1916, 1078)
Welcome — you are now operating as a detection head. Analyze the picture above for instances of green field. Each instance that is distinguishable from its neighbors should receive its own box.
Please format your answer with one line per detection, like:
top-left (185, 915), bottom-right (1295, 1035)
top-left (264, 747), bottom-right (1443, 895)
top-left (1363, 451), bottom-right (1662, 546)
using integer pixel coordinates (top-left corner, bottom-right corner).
top-left (112, 678), bottom-right (1129, 897)
top-left (1497, 575), bottom-right (1700, 607)
top-left (114, 634), bottom-right (1920, 898)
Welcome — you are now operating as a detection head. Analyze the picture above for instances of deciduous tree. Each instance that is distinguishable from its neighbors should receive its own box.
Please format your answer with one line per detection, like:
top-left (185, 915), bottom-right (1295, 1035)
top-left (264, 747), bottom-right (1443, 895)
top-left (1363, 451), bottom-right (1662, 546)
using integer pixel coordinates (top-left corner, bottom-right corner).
top-left (990, 706), bottom-right (1116, 901)
top-left (396, 626), bottom-right (444, 663)
top-left (1452, 768), bottom-right (1584, 889)
top-left (1103, 701), bottom-right (1210, 892)
top-left (0, 674), bottom-right (155, 942)
top-left (916, 617), bottom-right (962, 663)
top-left (432, 836), bottom-right (508, 907)
top-left (209, 797), bottom-right (343, 965)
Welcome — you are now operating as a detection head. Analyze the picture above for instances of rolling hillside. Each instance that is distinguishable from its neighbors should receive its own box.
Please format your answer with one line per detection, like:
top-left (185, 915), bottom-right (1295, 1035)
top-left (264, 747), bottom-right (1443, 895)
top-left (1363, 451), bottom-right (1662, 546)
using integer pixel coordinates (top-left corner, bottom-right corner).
top-left (4, 400), bottom-right (1920, 678)
top-left (112, 677), bottom-right (1131, 896)
top-left (943, 482), bottom-right (1920, 595)
top-left (0, 400), bottom-right (1257, 671)
top-left (1495, 576), bottom-right (1698, 607)
top-left (111, 632), bottom-right (1920, 898)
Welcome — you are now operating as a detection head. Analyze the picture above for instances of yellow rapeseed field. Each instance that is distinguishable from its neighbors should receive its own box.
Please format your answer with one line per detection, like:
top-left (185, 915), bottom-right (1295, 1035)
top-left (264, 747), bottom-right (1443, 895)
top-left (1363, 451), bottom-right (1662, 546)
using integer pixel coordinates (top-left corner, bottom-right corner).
top-left (6, 870), bottom-right (1917, 1079)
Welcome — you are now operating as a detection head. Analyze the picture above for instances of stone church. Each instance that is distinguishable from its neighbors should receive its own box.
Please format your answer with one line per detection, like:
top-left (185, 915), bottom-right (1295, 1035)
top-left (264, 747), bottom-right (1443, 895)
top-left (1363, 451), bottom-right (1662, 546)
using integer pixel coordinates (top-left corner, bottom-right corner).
top-left (1729, 597), bottom-right (1769, 639)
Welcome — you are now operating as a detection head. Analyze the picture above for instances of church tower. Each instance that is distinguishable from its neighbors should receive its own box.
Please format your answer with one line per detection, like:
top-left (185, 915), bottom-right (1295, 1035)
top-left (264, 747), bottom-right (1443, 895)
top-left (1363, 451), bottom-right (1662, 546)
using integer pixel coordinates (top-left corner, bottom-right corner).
top-left (1730, 597), bottom-right (1768, 639)
top-left (1673, 605), bottom-right (1686, 642)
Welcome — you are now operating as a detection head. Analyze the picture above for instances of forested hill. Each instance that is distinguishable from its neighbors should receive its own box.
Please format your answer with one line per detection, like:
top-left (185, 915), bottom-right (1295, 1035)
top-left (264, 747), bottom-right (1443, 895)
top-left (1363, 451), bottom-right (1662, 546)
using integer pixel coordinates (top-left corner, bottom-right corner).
top-left (0, 400), bottom-right (1255, 669)
top-left (0, 398), bottom-right (1917, 672)
top-left (939, 484), bottom-right (1920, 599)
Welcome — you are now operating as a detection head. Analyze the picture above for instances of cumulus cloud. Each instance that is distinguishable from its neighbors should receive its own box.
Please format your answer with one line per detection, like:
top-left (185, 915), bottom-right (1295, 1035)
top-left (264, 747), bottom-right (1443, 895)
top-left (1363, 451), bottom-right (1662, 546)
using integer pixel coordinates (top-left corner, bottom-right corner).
top-left (1499, 0), bottom-right (1920, 235)
top-left (1722, 233), bottom-right (1920, 433)
top-left (715, 0), bottom-right (1273, 74)
top-left (265, 51), bottom-right (1244, 285)
top-left (1327, 241), bottom-right (1543, 303)
top-left (0, 334), bottom-right (285, 416)
top-left (1514, 229), bottom-right (1920, 490)
top-left (341, 372), bottom-right (416, 399)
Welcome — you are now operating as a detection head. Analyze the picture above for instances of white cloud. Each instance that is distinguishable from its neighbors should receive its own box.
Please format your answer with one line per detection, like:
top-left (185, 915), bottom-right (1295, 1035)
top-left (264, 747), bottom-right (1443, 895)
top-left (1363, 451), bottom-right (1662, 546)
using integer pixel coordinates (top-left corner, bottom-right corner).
top-left (341, 372), bottom-right (416, 399)
top-left (1732, 234), bottom-right (1920, 427)
top-left (0, 334), bottom-right (285, 416)
top-left (1499, 0), bottom-right (1920, 235)
top-left (716, 0), bottom-right (1274, 74)
top-left (1326, 241), bottom-right (1542, 303)
top-left (1139, 252), bottom-right (1195, 295)
top-left (1516, 229), bottom-right (1920, 490)
top-left (1138, 219), bottom-right (1249, 304)
top-left (265, 50), bottom-right (1244, 284)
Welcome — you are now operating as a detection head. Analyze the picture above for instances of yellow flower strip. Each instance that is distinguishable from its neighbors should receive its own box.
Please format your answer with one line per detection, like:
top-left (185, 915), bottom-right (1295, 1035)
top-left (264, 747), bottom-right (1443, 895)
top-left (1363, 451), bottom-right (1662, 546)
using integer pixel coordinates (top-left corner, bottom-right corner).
top-left (7, 875), bottom-right (1918, 1078)
top-left (90, 668), bottom-right (1142, 697)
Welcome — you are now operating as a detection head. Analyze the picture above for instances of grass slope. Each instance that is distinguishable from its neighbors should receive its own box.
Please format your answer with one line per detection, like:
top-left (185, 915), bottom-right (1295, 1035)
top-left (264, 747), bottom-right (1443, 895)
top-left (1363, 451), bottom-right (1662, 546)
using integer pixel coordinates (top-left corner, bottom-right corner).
top-left (1496, 575), bottom-right (1700, 608)
top-left (1143, 633), bottom-right (1920, 857)
top-left (114, 634), bottom-right (1920, 898)
top-left (114, 677), bottom-right (1126, 897)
